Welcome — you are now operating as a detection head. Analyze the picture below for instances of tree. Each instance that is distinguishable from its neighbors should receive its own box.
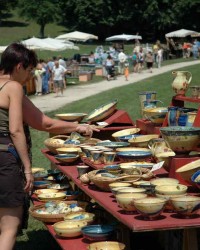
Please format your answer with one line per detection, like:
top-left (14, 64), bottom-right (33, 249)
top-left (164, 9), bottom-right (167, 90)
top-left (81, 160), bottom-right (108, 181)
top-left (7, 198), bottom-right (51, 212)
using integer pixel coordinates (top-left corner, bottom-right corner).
top-left (0, 0), bottom-right (18, 25)
top-left (17, 0), bottom-right (59, 38)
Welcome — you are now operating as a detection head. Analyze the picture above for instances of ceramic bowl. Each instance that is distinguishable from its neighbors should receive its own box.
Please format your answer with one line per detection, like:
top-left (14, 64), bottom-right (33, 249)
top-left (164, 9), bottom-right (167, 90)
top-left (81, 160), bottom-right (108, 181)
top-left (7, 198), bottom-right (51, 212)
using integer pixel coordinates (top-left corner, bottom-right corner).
top-left (65, 190), bottom-right (82, 200)
top-left (87, 241), bottom-right (126, 250)
top-left (176, 159), bottom-right (200, 184)
top-left (170, 195), bottom-right (200, 218)
top-left (120, 161), bottom-right (154, 170)
top-left (116, 147), bottom-right (151, 153)
top-left (44, 138), bottom-right (66, 154)
top-left (116, 192), bottom-right (147, 213)
top-left (47, 169), bottom-right (61, 177)
top-left (64, 212), bottom-right (95, 224)
top-left (112, 128), bottom-right (140, 142)
top-left (32, 167), bottom-right (45, 174)
top-left (117, 150), bottom-right (152, 162)
top-left (33, 172), bottom-right (48, 181)
top-left (150, 178), bottom-right (179, 187)
top-left (55, 153), bottom-right (79, 163)
top-left (47, 183), bottom-right (70, 191)
top-left (55, 113), bottom-right (87, 122)
top-left (191, 170), bottom-right (200, 189)
top-left (96, 141), bottom-right (130, 149)
top-left (117, 134), bottom-right (141, 142)
top-left (155, 184), bottom-right (188, 195)
top-left (116, 187), bottom-right (146, 195)
top-left (129, 134), bottom-right (159, 148)
top-left (104, 165), bottom-right (121, 175)
top-left (37, 192), bottom-right (66, 201)
top-left (85, 99), bottom-right (118, 122)
top-left (81, 224), bottom-right (115, 241)
top-left (56, 147), bottom-right (81, 155)
top-left (143, 107), bottom-right (168, 124)
top-left (33, 181), bottom-right (51, 189)
top-left (53, 220), bottom-right (87, 238)
top-left (160, 126), bottom-right (200, 154)
top-left (109, 182), bottom-right (132, 194)
top-left (119, 165), bottom-right (142, 175)
top-left (133, 181), bottom-right (155, 193)
top-left (34, 188), bottom-right (59, 196)
top-left (133, 197), bottom-right (166, 220)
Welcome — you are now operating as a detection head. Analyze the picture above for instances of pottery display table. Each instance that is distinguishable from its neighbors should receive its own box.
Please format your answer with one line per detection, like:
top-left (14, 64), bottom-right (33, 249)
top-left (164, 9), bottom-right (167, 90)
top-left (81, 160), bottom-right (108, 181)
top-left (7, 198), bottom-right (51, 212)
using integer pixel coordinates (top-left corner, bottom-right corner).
top-left (39, 149), bottom-right (200, 250)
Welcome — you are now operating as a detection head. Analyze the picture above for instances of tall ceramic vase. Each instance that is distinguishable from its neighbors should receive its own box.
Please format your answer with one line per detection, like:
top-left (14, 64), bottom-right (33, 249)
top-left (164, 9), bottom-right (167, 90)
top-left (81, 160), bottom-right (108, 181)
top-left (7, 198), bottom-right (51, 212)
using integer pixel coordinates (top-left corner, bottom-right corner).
top-left (172, 71), bottom-right (192, 95)
top-left (168, 106), bottom-right (179, 126)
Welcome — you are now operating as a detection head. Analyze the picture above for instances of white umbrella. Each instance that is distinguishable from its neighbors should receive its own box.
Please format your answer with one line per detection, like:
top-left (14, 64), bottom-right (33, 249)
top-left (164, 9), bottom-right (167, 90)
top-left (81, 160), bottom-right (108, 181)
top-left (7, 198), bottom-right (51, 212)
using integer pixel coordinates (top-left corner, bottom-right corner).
top-left (56, 31), bottom-right (98, 42)
top-left (21, 37), bottom-right (69, 51)
top-left (105, 34), bottom-right (142, 42)
top-left (43, 38), bottom-right (79, 50)
top-left (0, 46), bottom-right (8, 53)
top-left (165, 29), bottom-right (199, 38)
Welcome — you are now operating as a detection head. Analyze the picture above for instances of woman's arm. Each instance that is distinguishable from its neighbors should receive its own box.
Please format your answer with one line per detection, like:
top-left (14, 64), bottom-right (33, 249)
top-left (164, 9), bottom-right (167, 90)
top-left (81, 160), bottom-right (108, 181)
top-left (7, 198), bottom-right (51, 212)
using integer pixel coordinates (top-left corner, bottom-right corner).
top-left (22, 96), bottom-right (99, 136)
top-left (9, 82), bottom-right (32, 173)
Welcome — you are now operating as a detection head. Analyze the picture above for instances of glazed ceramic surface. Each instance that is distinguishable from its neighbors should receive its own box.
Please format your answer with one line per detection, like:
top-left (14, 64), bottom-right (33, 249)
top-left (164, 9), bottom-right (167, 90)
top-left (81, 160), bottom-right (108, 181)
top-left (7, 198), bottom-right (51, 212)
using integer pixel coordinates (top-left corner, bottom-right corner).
top-left (33, 181), bottom-right (51, 189)
top-left (117, 150), bottom-right (152, 161)
top-left (120, 161), bottom-right (154, 170)
top-left (85, 99), bottom-right (118, 122)
top-left (191, 170), bottom-right (200, 190)
top-left (64, 212), bottom-right (95, 224)
top-left (117, 134), bottom-right (141, 142)
top-left (56, 147), bottom-right (80, 155)
top-left (129, 134), bottom-right (159, 147)
top-left (55, 153), bottom-right (79, 163)
top-left (55, 113), bottom-right (87, 122)
top-left (176, 159), bottom-right (200, 184)
top-left (170, 195), bottom-right (200, 218)
top-left (133, 197), bottom-right (166, 220)
top-left (160, 126), bottom-right (200, 154)
top-left (143, 107), bottom-right (168, 124)
top-left (96, 141), bottom-right (130, 149)
top-left (112, 128), bottom-right (140, 141)
top-left (87, 241), bottom-right (126, 250)
top-left (81, 224), bottom-right (115, 241)
top-left (172, 71), bottom-right (192, 95)
top-left (53, 220), bottom-right (87, 238)
top-left (38, 192), bottom-right (66, 201)
top-left (116, 193), bottom-right (147, 212)
top-left (150, 178), bottom-right (179, 186)
top-left (155, 184), bottom-right (187, 195)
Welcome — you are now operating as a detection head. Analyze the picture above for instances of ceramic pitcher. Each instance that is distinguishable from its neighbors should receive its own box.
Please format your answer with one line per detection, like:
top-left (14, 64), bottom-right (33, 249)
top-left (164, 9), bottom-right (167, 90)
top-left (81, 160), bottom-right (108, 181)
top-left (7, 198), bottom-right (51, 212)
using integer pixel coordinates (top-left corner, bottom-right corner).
top-left (172, 71), bottom-right (192, 95)
top-left (148, 138), bottom-right (169, 156)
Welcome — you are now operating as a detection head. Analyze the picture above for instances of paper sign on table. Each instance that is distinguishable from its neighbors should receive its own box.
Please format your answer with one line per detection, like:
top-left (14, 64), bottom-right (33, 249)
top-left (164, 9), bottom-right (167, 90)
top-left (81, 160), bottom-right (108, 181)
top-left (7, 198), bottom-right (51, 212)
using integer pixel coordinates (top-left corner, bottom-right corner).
top-left (151, 161), bottom-right (165, 172)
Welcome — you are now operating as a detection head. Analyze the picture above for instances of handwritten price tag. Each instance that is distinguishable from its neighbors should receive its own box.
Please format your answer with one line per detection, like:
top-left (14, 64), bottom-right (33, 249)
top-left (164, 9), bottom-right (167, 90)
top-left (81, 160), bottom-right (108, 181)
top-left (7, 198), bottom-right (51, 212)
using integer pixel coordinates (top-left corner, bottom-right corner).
top-left (151, 161), bottom-right (165, 172)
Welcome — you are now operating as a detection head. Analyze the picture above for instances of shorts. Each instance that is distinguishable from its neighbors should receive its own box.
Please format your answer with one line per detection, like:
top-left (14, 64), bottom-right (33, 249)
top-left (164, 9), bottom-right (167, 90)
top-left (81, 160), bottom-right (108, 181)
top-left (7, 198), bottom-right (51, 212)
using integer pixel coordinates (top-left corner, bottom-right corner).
top-left (54, 80), bottom-right (64, 88)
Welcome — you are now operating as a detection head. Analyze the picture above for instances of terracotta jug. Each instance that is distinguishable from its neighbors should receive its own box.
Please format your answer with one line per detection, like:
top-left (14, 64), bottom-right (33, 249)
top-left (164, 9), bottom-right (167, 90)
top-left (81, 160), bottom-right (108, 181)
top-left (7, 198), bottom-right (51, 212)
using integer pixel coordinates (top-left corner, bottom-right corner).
top-left (172, 71), bottom-right (192, 95)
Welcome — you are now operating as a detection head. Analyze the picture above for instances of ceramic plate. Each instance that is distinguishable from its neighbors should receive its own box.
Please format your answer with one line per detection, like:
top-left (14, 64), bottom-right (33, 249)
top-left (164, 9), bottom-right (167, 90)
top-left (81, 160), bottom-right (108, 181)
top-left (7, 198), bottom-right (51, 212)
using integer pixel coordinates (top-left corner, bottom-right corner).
top-left (85, 100), bottom-right (118, 122)
top-left (55, 113), bottom-right (87, 121)
top-left (96, 141), bottom-right (130, 148)
top-left (112, 128), bottom-right (140, 138)
top-left (117, 150), bottom-right (152, 159)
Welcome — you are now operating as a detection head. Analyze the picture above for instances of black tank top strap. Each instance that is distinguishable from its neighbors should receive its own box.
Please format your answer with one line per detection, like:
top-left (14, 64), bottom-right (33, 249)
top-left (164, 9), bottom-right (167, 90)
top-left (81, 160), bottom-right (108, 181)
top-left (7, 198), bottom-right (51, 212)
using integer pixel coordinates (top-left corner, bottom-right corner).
top-left (0, 80), bottom-right (12, 91)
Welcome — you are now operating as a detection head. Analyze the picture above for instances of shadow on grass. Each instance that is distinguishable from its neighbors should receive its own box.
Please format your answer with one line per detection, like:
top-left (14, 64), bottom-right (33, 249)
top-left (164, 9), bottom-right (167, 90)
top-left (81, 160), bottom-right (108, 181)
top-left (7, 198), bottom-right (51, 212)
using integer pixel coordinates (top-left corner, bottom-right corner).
top-left (15, 229), bottom-right (61, 250)
top-left (0, 20), bottom-right (28, 27)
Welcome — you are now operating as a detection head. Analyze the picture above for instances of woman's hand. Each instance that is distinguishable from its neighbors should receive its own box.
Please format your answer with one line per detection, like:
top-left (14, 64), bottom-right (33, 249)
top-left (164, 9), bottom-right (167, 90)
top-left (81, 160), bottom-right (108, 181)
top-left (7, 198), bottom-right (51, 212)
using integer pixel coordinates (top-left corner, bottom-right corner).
top-left (76, 124), bottom-right (99, 138)
top-left (24, 172), bottom-right (34, 193)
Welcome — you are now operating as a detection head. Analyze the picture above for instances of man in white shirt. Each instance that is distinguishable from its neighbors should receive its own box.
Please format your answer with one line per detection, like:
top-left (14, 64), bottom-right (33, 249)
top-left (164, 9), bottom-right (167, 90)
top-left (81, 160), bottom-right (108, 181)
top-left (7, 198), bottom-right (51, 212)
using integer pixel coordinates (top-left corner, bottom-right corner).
top-left (118, 49), bottom-right (127, 74)
top-left (52, 60), bottom-right (66, 97)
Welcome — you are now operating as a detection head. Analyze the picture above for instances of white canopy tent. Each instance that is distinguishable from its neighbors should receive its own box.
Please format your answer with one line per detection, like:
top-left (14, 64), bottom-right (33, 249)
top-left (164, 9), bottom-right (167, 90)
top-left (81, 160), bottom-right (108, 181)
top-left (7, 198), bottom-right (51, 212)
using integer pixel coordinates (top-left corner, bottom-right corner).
top-left (105, 34), bottom-right (142, 42)
top-left (21, 37), bottom-right (78, 51)
top-left (165, 29), bottom-right (199, 38)
top-left (43, 38), bottom-right (79, 50)
top-left (0, 46), bottom-right (7, 53)
top-left (56, 31), bottom-right (98, 42)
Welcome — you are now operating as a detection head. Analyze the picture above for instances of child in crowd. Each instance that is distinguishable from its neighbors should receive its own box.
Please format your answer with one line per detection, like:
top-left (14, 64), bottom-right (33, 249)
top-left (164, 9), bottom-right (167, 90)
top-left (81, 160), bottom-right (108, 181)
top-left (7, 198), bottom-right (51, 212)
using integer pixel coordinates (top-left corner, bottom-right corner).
top-left (124, 61), bottom-right (129, 81)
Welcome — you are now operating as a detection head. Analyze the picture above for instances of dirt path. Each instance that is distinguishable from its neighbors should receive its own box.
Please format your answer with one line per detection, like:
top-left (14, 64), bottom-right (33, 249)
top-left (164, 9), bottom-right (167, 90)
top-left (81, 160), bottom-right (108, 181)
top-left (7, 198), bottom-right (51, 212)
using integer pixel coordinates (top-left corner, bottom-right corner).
top-left (31, 60), bottom-right (200, 112)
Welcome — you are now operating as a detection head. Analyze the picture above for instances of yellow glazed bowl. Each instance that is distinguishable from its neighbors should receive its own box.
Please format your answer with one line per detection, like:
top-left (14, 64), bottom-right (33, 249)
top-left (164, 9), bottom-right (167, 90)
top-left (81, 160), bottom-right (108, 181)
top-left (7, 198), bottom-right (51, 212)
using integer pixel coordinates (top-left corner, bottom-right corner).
top-left (170, 195), bottom-right (200, 217)
top-left (116, 192), bottom-right (147, 213)
top-left (87, 241), bottom-right (126, 250)
top-left (133, 197), bottom-right (166, 219)
top-left (64, 212), bottom-right (95, 224)
top-left (155, 184), bottom-right (187, 195)
top-left (55, 113), bottom-right (87, 122)
top-left (129, 134), bottom-right (159, 148)
top-left (56, 147), bottom-right (81, 155)
top-left (53, 220), bottom-right (87, 238)
top-left (150, 178), bottom-right (179, 186)
top-left (143, 107), bottom-right (168, 124)
top-left (37, 192), bottom-right (66, 201)
top-left (176, 159), bottom-right (200, 184)
top-left (112, 128), bottom-right (140, 141)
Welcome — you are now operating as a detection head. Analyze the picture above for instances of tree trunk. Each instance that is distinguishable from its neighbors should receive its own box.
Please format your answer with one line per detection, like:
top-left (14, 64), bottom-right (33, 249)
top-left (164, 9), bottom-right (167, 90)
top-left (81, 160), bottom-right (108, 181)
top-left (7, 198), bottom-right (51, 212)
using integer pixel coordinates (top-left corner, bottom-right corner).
top-left (39, 23), bottom-right (45, 38)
